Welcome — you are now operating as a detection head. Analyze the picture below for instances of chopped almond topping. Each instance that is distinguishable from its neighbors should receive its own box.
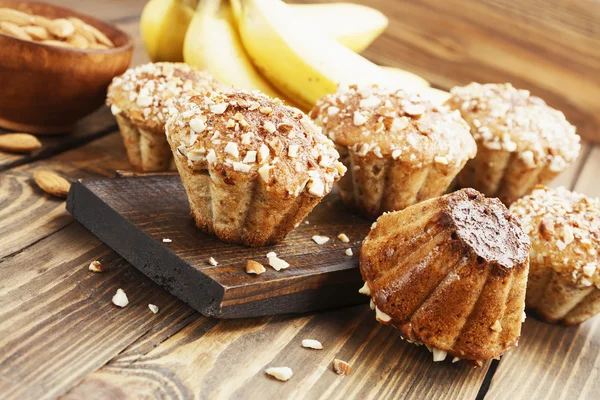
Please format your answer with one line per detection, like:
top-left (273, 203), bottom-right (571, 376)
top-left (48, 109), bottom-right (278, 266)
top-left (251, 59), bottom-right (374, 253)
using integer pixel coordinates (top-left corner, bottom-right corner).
top-left (148, 304), bottom-right (159, 314)
top-left (266, 367), bottom-right (293, 381)
top-left (112, 288), bottom-right (129, 308)
top-left (246, 260), bottom-right (266, 275)
top-left (332, 359), bottom-right (352, 375)
top-left (312, 235), bottom-right (330, 245)
top-left (301, 339), bottom-right (323, 350)
top-left (337, 233), bottom-right (350, 243)
top-left (208, 257), bottom-right (218, 266)
top-left (88, 260), bottom-right (104, 273)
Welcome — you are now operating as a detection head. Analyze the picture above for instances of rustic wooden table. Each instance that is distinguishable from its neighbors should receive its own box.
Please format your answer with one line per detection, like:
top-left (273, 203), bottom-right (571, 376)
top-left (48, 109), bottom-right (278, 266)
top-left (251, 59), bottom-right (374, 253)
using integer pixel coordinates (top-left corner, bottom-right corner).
top-left (1, 1), bottom-right (598, 399)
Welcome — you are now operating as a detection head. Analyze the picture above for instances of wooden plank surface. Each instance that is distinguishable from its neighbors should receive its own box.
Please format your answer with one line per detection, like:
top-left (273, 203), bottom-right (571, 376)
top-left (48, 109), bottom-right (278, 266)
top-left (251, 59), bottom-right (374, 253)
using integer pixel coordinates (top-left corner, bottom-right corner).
top-left (63, 306), bottom-right (491, 400)
top-left (0, 0), bottom-right (598, 399)
top-left (67, 175), bottom-right (368, 318)
top-left (294, 0), bottom-right (600, 143)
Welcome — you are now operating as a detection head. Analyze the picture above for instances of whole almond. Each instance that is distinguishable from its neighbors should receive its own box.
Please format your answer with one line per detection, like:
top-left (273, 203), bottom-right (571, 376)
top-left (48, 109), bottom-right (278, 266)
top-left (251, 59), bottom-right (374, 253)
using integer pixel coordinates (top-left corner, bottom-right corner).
top-left (0, 21), bottom-right (32, 40)
top-left (48, 18), bottom-right (74, 38)
top-left (41, 39), bottom-right (70, 48)
top-left (68, 17), bottom-right (95, 43)
top-left (80, 22), bottom-right (113, 47)
top-left (22, 25), bottom-right (50, 40)
top-left (67, 32), bottom-right (88, 49)
top-left (0, 8), bottom-right (33, 26)
top-left (0, 133), bottom-right (41, 153)
top-left (33, 170), bottom-right (71, 198)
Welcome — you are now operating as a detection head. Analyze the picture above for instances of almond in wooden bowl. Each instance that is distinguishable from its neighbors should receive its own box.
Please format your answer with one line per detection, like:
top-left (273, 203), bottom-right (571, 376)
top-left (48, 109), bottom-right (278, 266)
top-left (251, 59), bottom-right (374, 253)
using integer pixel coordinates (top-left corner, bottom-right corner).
top-left (0, 1), bottom-right (133, 134)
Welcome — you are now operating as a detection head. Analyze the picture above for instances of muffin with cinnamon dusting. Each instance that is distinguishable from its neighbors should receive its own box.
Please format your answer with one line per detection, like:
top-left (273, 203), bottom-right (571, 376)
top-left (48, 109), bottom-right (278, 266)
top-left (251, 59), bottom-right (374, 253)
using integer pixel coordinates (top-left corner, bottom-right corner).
top-left (310, 84), bottom-right (476, 218)
top-left (107, 62), bottom-right (222, 171)
top-left (360, 188), bottom-right (530, 365)
top-left (446, 83), bottom-right (581, 204)
top-left (166, 89), bottom-right (346, 247)
top-left (510, 185), bottom-right (600, 324)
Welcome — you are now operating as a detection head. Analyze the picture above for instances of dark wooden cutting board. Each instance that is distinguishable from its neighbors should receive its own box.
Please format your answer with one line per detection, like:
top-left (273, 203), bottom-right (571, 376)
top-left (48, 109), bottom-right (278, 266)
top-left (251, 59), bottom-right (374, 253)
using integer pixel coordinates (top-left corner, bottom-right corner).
top-left (66, 174), bottom-right (372, 318)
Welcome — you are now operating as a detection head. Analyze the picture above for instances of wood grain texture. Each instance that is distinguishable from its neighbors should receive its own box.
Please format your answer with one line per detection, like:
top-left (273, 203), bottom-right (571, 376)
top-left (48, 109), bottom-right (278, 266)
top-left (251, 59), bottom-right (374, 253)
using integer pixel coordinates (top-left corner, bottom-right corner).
top-left (64, 306), bottom-right (490, 400)
top-left (485, 317), bottom-right (600, 400)
top-left (67, 175), bottom-right (370, 317)
top-left (0, 133), bottom-right (128, 259)
top-left (291, 0), bottom-right (600, 143)
top-left (0, 223), bottom-right (193, 399)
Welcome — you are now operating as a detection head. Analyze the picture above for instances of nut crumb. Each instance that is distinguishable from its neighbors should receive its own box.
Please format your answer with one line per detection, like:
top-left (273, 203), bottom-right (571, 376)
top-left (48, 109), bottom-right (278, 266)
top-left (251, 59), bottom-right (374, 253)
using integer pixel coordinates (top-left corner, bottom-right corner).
top-left (246, 260), bottom-right (266, 275)
top-left (312, 235), bottom-right (330, 245)
top-left (301, 339), bottom-right (323, 350)
top-left (358, 282), bottom-right (370, 295)
top-left (268, 255), bottom-right (290, 271)
top-left (88, 260), bottom-right (103, 272)
top-left (162, 238), bottom-right (172, 243)
top-left (432, 348), bottom-right (447, 362)
top-left (208, 257), bottom-right (218, 266)
top-left (337, 233), bottom-right (350, 243)
top-left (375, 306), bottom-right (391, 322)
top-left (112, 288), bottom-right (129, 308)
top-left (345, 248), bottom-right (353, 256)
top-left (490, 320), bottom-right (503, 332)
top-left (332, 359), bottom-right (352, 375)
top-left (148, 304), bottom-right (159, 314)
top-left (266, 366), bottom-right (293, 381)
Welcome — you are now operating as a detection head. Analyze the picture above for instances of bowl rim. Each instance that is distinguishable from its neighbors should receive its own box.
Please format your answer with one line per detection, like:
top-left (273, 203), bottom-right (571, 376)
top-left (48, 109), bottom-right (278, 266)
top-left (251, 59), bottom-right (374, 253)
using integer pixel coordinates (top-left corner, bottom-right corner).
top-left (0, 0), bottom-right (134, 54)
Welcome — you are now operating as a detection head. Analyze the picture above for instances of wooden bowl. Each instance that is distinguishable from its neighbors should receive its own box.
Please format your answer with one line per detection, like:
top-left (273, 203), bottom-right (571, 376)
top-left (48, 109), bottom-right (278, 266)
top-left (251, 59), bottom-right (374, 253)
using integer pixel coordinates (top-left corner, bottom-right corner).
top-left (0, 1), bottom-right (133, 134)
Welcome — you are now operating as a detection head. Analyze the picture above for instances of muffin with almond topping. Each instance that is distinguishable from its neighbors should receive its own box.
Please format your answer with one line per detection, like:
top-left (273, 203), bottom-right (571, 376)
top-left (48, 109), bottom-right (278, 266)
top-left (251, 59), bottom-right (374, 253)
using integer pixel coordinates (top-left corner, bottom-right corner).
top-left (510, 186), bottom-right (600, 325)
top-left (446, 83), bottom-right (581, 205)
top-left (360, 188), bottom-right (530, 365)
top-left (166, 89), bottom-right (346, 247)
top-left (310, 84), bottom-right (476, 218)
top-left (106, 62), bottom-right (222, 171)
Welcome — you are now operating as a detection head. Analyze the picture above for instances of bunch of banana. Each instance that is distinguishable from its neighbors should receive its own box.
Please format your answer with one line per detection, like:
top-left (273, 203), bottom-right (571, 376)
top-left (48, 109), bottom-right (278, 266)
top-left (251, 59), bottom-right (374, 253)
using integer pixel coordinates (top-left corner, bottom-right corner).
top-left (141, 0), bottom-right (440, 110)
top-left (141, 0), bottom-right (389, 62)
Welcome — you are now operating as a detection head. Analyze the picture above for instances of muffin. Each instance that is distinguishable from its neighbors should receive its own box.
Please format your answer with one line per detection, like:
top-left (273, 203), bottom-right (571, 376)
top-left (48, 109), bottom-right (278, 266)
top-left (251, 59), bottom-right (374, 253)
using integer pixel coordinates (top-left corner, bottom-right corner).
top-left (106, 62), bottom-right (222, 172)
top-left (360, 188), bottom-right (530, 365)
top-left (446, 83), bottom-right (581, 205)
top-left (310, 84), bottom-right (476, 218)
top-left (510, 186), bottom-right (600, 325)
top-left (165, 89), bottom-right (346, 247)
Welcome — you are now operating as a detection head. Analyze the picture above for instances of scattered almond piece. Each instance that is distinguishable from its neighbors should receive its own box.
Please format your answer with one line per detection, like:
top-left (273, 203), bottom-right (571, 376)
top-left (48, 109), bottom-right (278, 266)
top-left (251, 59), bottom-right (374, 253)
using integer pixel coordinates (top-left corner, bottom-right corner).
top-left (112, 288), bottom-right (129, 308)
top-left (432, 348), bottom-right (447, 362)
top-left (162, 238), bottom-right (172, 243)
top-left (246, 260), bottom-right (266, 275)
top-left (490, 320), bottom-right (503, 332)
top-left (33, 170), bottom-right (70, 198)
top-left (268, 256), bottom-right (289, 271)
top-left (265, 366), bottom-right (293, 381)
top-left (332, 359), bottom-right (352, 375)
top-left (148, 304), bottom-right (159, 314)
top-left (312, 235), bottom-right (330, 245)
top-left (358, 282), bottom-right (370, 295)
top-left (337, 233), bottom-right (350, 243)
top-left (88, 260), bottom-right (103, 272)
top-left (345, 248), bottom-right (353, 256)
top-left (302, 339), bottom-right (323, 350)
top-left (0, 133), bottom-right (41, 153)
top-left (208, 257), bottom-right (218, 266)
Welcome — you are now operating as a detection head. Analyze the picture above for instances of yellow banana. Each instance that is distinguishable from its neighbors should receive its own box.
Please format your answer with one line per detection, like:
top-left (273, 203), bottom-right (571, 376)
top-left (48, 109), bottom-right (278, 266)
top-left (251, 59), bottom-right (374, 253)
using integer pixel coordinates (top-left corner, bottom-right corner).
top-left (140, 0), bottom-right (196, 62)
top-left (183, 0), bottom-right (285, 100)
top-left (142, 0), bottom-right (389, 63)
top-left (232, 0), bottom-right (429, 109)
top-left (293, 3), bottom-right (388, 53)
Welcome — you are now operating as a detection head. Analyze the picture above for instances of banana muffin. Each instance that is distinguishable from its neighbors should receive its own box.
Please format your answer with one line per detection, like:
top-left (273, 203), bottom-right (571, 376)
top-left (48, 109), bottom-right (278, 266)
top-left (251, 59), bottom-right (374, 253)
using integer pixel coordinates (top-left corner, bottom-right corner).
top-left (360, 188), bottom-right (530, 365)
top-left (447, 83), bottom-right (581, 204)
top-left (310, 84), bottom-right (476, 218)
top-left (107, 62), bottom-right (222, 171)
top-left (166, 89), bottom-right (346, 247)
top-left (510, 186), bottom-right (600, 325)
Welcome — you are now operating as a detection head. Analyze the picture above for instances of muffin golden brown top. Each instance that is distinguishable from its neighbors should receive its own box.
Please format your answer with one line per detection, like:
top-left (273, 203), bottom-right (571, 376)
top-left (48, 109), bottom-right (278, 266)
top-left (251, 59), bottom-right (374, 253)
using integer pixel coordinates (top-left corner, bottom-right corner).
top-left (510, 185), bottom-right (600, 288)
top-left (106, 62), bottom-right (221, 131)
top-left (446, 83), bottom-right (581, 172)
top-left (166, 89), bottom-right (346, 197)
top-left (309, 84), bottom-right (477, 167)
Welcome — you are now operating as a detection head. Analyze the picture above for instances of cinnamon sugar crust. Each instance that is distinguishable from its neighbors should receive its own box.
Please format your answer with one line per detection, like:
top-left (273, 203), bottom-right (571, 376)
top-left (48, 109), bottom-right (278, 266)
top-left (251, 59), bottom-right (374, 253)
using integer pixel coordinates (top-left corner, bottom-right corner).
top-left (510, 186), bottom-right (600, 289)
top-left (446, 83), bottom-right (580, 172)
top-left (106, 62), bottom-right (222, 131)
top-left (310, 84), bottom-right (476, 167)
top-left (167, 89), bottom-right (346, 198)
